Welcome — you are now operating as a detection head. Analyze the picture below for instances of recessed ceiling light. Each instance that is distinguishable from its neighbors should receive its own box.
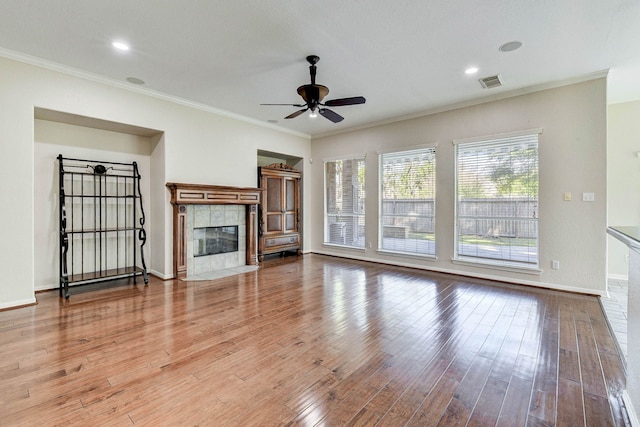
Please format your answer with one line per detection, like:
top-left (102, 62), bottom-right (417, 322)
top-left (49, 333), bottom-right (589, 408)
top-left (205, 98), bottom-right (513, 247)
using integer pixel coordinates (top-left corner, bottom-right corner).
top-left (112, 41), bottom-right (130, 51)
top-left (499, 41), bottom-right (522, 52)
top-left (126, 77), bottom-right (145, 85)
top-left (465, 67), bottom-right (479, 75)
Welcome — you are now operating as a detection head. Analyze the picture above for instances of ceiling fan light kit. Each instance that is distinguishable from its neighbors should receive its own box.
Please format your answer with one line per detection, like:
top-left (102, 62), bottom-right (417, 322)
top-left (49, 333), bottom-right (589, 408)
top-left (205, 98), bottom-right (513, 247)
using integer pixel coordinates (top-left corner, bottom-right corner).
top-left (262, 55), bottom-right (366, 123)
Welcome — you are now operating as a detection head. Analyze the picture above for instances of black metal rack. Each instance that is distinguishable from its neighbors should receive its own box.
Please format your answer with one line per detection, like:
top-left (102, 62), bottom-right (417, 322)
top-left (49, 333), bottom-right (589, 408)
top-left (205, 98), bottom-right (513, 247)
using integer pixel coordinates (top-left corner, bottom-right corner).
top-left (58, 155), bottom-right (148, 299)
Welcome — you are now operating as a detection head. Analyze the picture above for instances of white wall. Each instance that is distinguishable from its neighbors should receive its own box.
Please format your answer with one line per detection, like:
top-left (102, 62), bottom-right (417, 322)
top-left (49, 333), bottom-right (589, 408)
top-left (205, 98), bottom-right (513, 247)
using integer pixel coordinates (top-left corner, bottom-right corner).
top-left (607, 100), bottom-right (640, 279)
top-left (0, 56), bottom-right (310, 308)
top-left (310, 78), bottom-right (608, 295)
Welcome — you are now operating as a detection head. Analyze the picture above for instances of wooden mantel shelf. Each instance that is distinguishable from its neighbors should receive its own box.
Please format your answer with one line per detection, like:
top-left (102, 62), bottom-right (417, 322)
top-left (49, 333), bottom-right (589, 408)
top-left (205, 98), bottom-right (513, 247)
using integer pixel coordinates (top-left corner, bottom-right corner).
top-left (166, 183), bottom-right (262, 279)
top-left (166, 182), bottom-right (261, 206)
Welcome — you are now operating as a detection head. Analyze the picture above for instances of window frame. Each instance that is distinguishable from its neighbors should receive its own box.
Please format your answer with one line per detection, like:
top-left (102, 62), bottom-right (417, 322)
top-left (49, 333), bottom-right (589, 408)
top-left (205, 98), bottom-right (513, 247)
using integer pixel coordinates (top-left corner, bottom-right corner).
top-left (323, 155), bottom-right (367, 250)
top-left (377, 145), bottom-right (437, 259)
top-left (453, 129), bottom-right (542, 273)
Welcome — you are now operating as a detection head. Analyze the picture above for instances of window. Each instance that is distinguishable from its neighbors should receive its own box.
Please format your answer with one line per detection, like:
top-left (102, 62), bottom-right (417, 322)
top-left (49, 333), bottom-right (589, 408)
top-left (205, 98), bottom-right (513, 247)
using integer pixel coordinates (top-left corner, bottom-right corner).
top-left (455, 130), bottom-right (540, 268)
top-left (324, 157), bottom-right (366, 248)
top-left (379, 147), bottom-right (436, 256)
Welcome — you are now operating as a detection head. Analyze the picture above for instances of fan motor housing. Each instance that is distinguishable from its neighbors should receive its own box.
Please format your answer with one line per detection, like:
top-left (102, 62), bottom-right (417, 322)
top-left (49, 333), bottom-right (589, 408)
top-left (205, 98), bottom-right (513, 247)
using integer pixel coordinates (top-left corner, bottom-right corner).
top-left (297, 84), bottom-right (329, 105)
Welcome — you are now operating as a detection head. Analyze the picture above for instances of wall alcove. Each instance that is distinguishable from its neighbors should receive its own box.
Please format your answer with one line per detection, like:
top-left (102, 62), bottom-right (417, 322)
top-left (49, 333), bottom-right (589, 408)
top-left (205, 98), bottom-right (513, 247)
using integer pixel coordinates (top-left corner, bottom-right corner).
top-left (33, 107), bottom-right (164, 291)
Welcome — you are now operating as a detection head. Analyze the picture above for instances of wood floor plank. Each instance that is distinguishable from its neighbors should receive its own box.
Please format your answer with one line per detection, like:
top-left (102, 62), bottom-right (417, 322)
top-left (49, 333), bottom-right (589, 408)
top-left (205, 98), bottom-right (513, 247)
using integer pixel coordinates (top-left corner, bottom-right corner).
top-left (557, 377), bottom-right (585, 426)
top-left (529, 389), bottom-right (557, 427)
top-left (376, 290), bottom-right (493, 426)
top-left (559, 301), bottom-right (578, 351)
top-left (407, 361), bottom-right (466, 426)
top-left (376, 356), bottom-right (453, 426)
top-left (433, 353), bottom-right (494, 426)
top-left (584, 391), bottom-right (616, 427)
top-left (496, 376), bottom-right (534, 427)
top-left (559, 347), bottom-right (581, 383)
top-left (449, 354), bottom-right (494, 410)
top-left (529, 324), bottom-right (559, 424)
top-left (284, 370), bottom-right (338, 415)
top-left (0, 254), bottom-right (629, 426)
top-left (467, 377), bottom-right (510, 427)
top-left (575, 319), bottom-right (608, 398)
top-left (288, 351), bottom-right (391, 425)
top-left (599, 352), bottom-right (629, 425)
top-left (344, 320), bottom-right (456, 425)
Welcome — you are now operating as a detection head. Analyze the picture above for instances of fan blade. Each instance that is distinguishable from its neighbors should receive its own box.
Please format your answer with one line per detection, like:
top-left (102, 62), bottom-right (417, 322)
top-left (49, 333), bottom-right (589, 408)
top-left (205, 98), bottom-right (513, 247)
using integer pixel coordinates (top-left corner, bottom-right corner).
top-left (319, 108), bottom-right (344, 123)
top-left (261, 103), bottom-right (306, 107)
top-left (324, 96), bottom-right (366, 107)
top-left (285, 108), bottom-right (308, 119)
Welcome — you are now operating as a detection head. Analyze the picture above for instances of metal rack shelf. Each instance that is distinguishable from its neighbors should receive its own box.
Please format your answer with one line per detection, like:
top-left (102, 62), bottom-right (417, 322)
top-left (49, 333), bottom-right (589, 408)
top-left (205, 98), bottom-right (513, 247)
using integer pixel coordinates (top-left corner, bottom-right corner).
top-left (58, 155), bottom-right (148, 299)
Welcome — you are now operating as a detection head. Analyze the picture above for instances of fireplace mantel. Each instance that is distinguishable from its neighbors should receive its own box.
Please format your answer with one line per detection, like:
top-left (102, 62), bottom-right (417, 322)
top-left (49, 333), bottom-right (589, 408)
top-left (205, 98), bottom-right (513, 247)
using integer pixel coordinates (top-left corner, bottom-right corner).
top-left (166, 182), bottom-right (261, 205)
top-left (167, 183), bottom-right (261, 279)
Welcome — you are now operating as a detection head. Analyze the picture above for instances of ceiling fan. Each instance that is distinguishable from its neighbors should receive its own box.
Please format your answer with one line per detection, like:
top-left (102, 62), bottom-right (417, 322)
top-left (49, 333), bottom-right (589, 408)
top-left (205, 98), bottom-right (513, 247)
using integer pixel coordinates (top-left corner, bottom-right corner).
top-left (261, 55), bottom-right (366, 123)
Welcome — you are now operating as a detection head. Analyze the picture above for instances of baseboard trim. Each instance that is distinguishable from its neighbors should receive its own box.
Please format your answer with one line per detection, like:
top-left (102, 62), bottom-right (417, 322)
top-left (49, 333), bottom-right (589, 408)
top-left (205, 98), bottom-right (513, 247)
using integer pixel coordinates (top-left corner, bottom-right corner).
top-left (310, 250), bottom-right (606, 296)
top-left (623, 390), bottom-right (639, 426)
top-left (0, 297), bottom-right (37, 311)
top-left (35, 283), bottom-right (58, 292)
top-left (149, 270), bottom-right (173, 280)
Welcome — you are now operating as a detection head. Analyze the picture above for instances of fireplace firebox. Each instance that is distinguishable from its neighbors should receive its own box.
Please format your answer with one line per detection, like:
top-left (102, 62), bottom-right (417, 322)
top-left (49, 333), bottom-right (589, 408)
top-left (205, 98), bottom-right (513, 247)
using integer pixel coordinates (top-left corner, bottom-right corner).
top-left (194, 226), bottom-right (238, 257)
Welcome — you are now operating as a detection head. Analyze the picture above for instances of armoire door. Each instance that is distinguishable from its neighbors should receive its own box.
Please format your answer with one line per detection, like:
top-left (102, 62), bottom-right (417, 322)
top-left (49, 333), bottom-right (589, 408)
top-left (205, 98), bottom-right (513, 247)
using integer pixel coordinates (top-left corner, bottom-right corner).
top-left (283, 177), bottom-right (298, 233)
top-left (264, 176), bottom-right (284, 234)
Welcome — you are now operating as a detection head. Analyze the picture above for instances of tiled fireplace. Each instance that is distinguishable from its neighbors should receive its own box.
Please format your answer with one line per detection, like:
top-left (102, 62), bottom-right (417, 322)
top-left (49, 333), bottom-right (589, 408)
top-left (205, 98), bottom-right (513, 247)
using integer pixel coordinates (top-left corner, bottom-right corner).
top-left (167, 183), bottom-right (261, 279)
top-left (187, 205), bottom-right (245, 276)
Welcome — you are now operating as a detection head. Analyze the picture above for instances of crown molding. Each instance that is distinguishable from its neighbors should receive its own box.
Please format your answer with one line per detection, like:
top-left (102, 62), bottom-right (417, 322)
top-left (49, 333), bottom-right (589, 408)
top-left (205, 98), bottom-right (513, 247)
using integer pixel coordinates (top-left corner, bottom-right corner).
top-left (0, 47), bottom-right (310, 140)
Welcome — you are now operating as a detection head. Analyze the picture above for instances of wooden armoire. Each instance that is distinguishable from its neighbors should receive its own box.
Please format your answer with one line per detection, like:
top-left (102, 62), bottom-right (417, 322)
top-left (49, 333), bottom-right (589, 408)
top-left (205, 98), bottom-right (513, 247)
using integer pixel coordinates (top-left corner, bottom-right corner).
top-left (258, 164), bottom-right (301, 261)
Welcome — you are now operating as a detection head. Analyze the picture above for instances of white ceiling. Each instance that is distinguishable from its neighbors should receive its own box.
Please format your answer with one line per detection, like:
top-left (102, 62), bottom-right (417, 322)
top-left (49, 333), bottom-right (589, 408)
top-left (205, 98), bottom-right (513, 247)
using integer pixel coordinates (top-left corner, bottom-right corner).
top-left (1, 0), bottom-right (639, 138)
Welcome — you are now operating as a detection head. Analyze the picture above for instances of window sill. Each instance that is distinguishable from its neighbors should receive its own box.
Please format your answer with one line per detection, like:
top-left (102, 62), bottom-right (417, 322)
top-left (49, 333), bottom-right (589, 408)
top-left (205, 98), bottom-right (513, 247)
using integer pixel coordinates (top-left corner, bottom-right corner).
top-left (377, 249), bottom-right (437, 262)
top-left (452, 257), bottom-right (542, 275)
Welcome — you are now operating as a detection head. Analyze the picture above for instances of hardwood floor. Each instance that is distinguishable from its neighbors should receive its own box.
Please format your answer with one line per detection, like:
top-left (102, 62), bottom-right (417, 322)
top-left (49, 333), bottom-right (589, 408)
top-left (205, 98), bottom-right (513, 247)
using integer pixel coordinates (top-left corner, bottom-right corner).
top-left (0, 254), bottom-right (629, 426)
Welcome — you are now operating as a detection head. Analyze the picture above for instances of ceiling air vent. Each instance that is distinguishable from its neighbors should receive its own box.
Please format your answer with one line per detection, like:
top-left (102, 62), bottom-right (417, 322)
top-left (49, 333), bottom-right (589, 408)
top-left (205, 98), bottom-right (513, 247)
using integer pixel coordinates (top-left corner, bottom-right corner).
top-left (479, 74), bottom-right (503, 89)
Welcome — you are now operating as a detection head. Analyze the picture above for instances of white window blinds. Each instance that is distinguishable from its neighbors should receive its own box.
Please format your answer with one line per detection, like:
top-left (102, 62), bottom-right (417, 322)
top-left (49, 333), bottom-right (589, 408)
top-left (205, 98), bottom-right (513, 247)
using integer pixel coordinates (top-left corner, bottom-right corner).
top-left (379, 147), bottom-right (436, 256)
top-left (324, 158), bottom-right (366, 248)
top-left (455, 132), bottom-right (539, 267)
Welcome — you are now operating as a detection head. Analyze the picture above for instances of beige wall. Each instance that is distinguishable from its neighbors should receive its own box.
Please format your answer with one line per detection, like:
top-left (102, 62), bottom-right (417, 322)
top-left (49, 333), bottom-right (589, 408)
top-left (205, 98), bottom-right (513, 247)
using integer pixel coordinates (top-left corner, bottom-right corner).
top-left (0, 56), bottom-right (310, 308)
top-left (311, 78), bottom-right (608, 294)
top-left (607, 100), bottom-right (640, 278)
